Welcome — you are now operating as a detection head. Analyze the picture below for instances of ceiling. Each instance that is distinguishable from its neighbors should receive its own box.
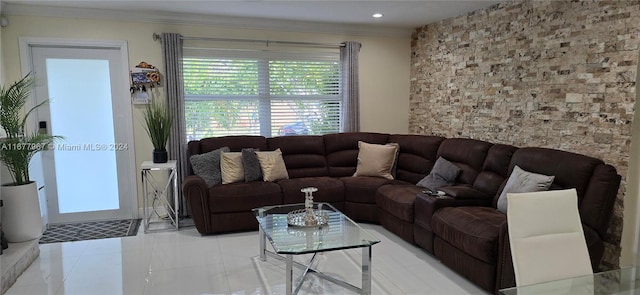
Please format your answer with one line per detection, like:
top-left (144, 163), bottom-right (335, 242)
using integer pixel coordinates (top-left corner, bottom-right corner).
top-left (2, 1), bottom-right (503, 36)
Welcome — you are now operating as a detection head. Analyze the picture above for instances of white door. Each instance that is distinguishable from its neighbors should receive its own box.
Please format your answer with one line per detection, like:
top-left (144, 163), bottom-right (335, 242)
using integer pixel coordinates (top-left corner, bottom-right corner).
top-left (27, 44), bottom-right (135, 224)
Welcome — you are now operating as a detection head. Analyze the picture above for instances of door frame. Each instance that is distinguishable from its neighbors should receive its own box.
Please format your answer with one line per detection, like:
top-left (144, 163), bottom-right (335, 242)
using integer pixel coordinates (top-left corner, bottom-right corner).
top-left (18, 37), bottom-right (138, 221)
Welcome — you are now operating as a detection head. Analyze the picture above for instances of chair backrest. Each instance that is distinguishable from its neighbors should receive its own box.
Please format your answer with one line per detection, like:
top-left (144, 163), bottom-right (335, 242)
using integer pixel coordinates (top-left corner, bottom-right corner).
top-left (507, 189), bottom-right (593, 287)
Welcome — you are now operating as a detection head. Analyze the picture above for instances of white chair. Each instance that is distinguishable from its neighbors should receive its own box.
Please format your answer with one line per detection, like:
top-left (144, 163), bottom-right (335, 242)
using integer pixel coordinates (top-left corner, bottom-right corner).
top-left (507, 189), bottom-right (593, 287)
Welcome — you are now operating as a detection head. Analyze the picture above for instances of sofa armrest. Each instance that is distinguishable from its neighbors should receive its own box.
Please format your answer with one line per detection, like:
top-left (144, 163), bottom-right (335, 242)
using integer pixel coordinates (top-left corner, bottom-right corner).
top-left (182, 175), bottom-right (211, 234)
top-left (414, 192), bottom-right (492, 231)
top-left (439, 186), bottom-right (492, 200)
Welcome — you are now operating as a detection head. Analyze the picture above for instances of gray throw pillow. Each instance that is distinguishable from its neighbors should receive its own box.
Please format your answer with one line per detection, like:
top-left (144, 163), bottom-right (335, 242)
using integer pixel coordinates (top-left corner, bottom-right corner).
top-left (242, 148), bottom-right (263, 182)
top-left (496, 165), bottom-right (555, 214)
top-left (416, 157), bottom-right (461, 191)
top-left (189, 146), bottom-right (230, 188)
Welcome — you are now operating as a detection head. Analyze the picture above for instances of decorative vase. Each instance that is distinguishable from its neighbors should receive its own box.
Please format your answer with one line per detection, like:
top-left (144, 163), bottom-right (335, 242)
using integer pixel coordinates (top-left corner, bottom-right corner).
top-left (1, 182), bottom-right (43, 242)
top-left (153, 149), bottom-right (168, 163)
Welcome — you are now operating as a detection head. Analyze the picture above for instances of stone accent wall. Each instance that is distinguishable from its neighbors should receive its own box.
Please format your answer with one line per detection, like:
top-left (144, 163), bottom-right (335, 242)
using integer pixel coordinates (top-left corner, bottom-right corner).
top-left (410, 0), bottom-right (639, 270)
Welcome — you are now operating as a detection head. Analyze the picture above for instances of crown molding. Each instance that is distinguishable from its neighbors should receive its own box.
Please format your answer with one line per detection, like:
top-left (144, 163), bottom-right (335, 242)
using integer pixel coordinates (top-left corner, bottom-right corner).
top-left (3, 3), bottom-right (412, 38)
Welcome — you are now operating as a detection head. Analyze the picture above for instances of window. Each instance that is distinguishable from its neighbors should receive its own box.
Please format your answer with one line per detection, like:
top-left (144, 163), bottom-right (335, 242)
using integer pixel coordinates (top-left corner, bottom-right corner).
top-left (183, 48), bottom-right (341, 141)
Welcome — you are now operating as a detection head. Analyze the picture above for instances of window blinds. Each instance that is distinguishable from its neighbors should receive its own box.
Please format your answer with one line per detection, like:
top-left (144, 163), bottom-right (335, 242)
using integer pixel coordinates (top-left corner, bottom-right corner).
top-left (183, 48), bottom-right (342, 140)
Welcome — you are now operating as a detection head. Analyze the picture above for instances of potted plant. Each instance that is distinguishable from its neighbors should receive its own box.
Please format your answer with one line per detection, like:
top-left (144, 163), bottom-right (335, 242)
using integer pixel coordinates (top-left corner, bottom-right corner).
top-left (0, 73), bottom-right (61, 242)
top-left (143, 99), bottom-right (172, 163)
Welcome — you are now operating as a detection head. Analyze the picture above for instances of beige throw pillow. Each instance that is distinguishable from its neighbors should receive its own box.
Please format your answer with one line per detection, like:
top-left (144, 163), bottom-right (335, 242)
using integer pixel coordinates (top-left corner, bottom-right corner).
top-left (221, 152), bottom-right (245, 184)
top-left (256, 148), bottom-right (289, 182)
top-left (353, 141), bottom-right (399, 180)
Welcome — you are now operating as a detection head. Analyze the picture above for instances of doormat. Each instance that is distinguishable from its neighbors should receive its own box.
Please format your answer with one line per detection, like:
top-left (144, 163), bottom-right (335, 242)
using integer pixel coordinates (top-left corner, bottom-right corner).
top-left (39, 219), bottom-right (141, 244)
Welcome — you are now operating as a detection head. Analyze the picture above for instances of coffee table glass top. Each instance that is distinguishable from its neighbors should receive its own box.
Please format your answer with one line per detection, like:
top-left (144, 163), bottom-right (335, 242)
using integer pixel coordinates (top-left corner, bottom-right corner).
top-left (253, 203), bottom-right (380, 255)
top-left (500, 266), bottom-right (640, 294)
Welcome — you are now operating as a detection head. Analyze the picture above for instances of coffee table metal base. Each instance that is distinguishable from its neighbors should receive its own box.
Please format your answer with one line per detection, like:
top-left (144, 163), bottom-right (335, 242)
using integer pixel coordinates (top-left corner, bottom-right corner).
top-left (259, 227), bottom-right (372, 295)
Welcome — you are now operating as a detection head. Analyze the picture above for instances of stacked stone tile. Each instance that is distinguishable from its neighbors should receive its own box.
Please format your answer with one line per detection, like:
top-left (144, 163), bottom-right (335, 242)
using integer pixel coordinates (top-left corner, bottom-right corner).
top-left (410, 0), bottom-right (640, 270)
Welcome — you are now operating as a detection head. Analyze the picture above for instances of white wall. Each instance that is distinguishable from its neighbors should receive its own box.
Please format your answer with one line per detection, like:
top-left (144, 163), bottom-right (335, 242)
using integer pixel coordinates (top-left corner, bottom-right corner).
top-left (0, 3), bottom-right (4, 86)
top-left (1, 14), bottom-right (411, 210)
top-left (0, 2), bottom-right (4, 223)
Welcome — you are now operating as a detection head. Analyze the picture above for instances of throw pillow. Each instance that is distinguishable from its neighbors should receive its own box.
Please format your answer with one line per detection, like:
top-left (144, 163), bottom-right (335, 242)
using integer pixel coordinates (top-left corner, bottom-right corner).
top-left (389, 142), bottom-right (401, 178)
top-left (255, 148), bottom-right (289, 182)
top-left (416, 157), bottom-right (461, 191)
top-left (221, 152), bottom-right (245, 184)
top-left (242, 148), bottom-right (263, 182)
top-left (189, 146), bottom-right (230, 188)
top-left (496, 165), bottom-right (555, 214)
top-left (353, 141), bottom-right (399, 180)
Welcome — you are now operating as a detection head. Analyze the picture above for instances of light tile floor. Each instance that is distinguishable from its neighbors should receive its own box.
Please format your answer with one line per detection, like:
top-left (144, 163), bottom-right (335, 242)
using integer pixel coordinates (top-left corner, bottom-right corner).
top-left (6, 223), bottom-right (489, 295)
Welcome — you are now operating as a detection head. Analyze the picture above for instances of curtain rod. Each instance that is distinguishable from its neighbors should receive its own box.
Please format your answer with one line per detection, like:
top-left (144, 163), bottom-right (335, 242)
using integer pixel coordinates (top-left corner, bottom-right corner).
top-left (152, 33), bottom-right (344, 48)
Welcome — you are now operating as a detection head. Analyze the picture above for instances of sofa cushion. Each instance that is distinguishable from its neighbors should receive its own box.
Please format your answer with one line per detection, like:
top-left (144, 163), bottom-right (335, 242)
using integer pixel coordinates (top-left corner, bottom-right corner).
top-left (388, 134), bottom-right (445, 184)
top-left (375, 184), bottom-right (423, 222)
top-left (197, 135), bottom-right (268, 153)
top-left (256, 148), bottom-right (289, 182)
top-left (432, 206), bottom-right (506, 264)
top-left (221, 152), bottom-right (244, 184)
top-left (439, 186), bottom-right (491, 200)
top-left (341, 176), bottom-right (393, 204)
top-left (268, 135), bottom-right (329, 178)
top-left (278, 177), bottom-right (344, 204)
top-left (581, 164), bottom-right (621, 238)
top-left (496, 165), bottom-right (555, 213)
top-left (324, 132), bottom-right (389, 177)
top-left (242, 148), bottom-right (263, 182)
top-left (353, 141), bottom-right (399, 180)
top-left (436, 138), bottom-right (492, 185)
top-left (504, 147), bottom-right (603, 203)
top-left (190, 146), bottom-right (230, 188)
top-left (416, 157), bottom-right (460, 191)
top-left (208, 181), bottom-right (282, 213)
top-left (472, 144), bottom-right (518, 196)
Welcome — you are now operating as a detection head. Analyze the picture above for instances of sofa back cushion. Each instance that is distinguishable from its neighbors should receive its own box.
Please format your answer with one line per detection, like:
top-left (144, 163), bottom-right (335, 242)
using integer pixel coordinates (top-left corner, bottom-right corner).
top-left (187, 136), bottom-right (268, 175)
top-left (504, 148), bottom-right (602, 202)
top-left (500, 147), bottom-right (620, 238)
top-left (324, 132), bottom-right (390, 177)
top-left (267, 136), bottom-right (328, 178)
top-left (388, 134), bottom-right (445, 184)
top-left (193, 136), bottom-right (268, 154)
top-left (581, 164), bottom-right (621, 237)
top-left (473, 144), bottom-right (518, 196)
top-left (436, 138), bottom-right (493, 185)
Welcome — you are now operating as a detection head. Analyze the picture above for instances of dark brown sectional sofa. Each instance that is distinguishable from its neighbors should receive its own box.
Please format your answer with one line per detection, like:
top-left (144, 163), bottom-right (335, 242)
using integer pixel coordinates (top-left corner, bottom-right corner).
top-left (183, 132), bottom-right (621, 294)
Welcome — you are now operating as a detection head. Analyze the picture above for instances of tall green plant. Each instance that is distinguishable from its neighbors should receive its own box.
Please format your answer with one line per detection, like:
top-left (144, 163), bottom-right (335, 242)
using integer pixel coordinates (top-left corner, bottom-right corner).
top-left (0, 73), bottom-right (61, 186)
top-left (143, 100), bottom-right (173, 151)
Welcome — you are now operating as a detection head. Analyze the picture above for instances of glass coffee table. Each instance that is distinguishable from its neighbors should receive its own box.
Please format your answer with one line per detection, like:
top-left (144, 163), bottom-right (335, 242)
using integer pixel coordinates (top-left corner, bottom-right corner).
top-left (253, 203), bottom-right (380, 295)
top-left (499, 266), bottom-right (640, 294)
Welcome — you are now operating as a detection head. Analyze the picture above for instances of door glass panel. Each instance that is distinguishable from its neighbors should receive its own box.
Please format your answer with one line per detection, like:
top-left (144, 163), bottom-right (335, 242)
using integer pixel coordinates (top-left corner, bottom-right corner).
top-left (45, 58), bottom-right (119, 213)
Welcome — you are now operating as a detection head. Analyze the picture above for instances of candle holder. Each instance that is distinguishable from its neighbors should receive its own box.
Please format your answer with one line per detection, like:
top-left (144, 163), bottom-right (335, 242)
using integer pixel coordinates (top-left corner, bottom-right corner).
top-left (287, 187), bottom-right (328, 227)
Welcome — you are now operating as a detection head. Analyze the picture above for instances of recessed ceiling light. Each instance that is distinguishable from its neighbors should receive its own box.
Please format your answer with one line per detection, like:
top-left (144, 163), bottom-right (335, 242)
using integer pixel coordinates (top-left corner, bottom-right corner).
top-left (372, 13), bottom-right (383, 18)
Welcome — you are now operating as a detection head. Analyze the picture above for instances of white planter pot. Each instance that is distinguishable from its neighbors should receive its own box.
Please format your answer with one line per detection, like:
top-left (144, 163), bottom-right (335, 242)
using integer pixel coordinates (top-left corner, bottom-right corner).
top-left (1, 182), bottom-right (43, 242)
